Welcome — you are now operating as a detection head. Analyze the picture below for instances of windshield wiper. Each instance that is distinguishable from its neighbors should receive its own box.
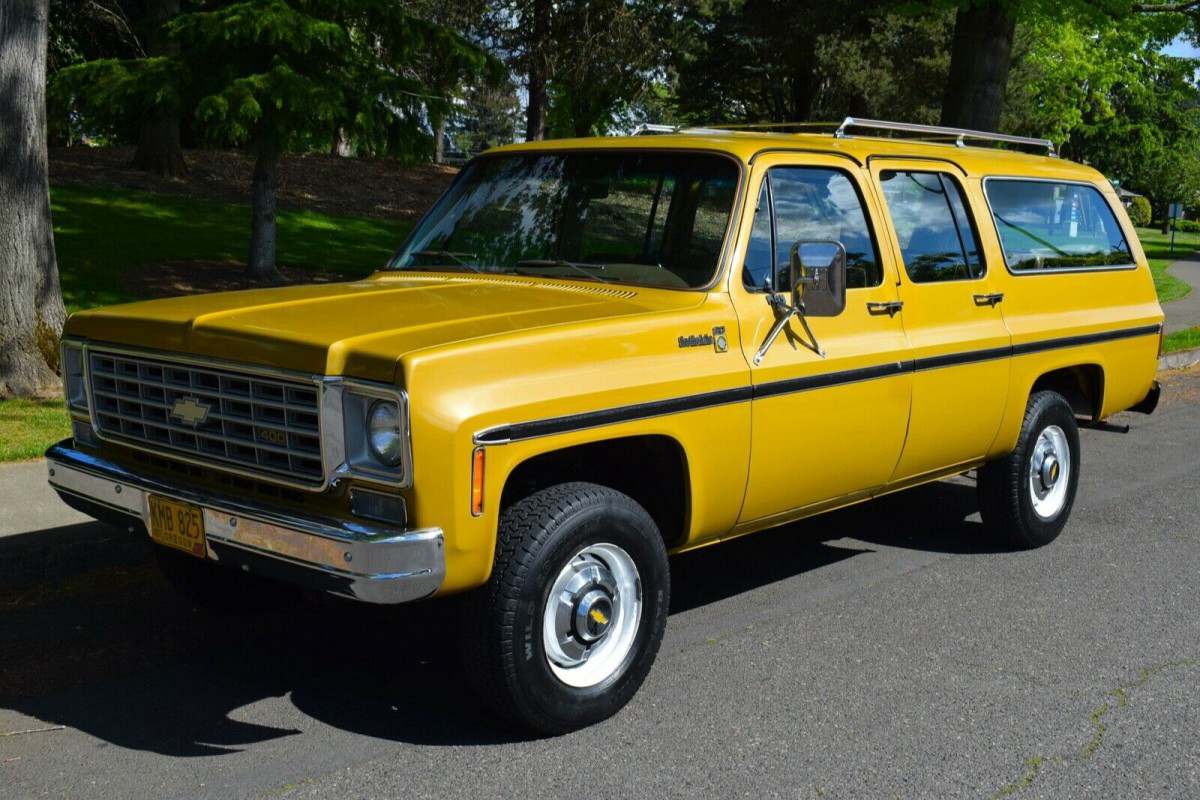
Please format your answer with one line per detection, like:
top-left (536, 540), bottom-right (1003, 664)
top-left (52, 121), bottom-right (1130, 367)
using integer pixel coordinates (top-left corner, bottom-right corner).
top-left (409, 250), bottom-right (482, 273)
top-left (514, 259), bottom-right (613, 283)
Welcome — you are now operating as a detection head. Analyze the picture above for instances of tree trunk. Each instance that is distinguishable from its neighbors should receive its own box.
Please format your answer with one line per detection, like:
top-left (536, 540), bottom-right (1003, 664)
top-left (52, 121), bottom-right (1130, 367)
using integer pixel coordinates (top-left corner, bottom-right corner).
top-left (132, 114), bottom-right (185, 176)
top-left (524, 0), bottom-right (550, 142)
top-left (939, 0), bottom-right (1017, 132)
top-left (789, 39), bottom-right (820, 123)
top-left (247, 148), bottom-right (282, 283)
top-left (0, 0), bottom-right (68, 397)
top-left (131, 0), bottom-right (185, 176)
top-left (434, 114), bottom-right (446, 164)
top-left (330, 125), bottom-right (351, 157)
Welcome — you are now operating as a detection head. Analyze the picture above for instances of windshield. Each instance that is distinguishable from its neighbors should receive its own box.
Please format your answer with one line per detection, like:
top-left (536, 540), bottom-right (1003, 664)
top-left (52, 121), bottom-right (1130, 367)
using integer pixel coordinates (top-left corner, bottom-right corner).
top-left (389, 151), bottom-right (741, 289)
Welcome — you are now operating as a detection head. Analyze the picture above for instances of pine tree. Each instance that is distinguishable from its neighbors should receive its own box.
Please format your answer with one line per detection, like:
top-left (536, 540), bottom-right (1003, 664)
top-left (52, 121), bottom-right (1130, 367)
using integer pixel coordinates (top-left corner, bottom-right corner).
top-left (54, 0), bottom-right (494, 281)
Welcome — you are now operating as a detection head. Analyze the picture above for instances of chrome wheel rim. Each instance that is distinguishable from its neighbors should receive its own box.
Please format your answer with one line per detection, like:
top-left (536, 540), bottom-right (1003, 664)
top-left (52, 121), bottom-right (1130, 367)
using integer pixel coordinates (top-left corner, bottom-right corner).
top-left (1029, 424), bottom-right (1070, 519)
top-left (542, 543), bottom-right (642, 688)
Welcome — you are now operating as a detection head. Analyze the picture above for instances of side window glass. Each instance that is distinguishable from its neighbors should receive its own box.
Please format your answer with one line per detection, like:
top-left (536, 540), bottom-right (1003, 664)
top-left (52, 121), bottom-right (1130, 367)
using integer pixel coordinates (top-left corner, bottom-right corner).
top-left (945, 181), bottom-right (984, 277)
top-left (878, 170), bottom-right (984, 283)
top-left (742, 181), bottom-right (774, 290)
top-left (768, 168), bottom-right (881, 289)
top-left (984, 179), bottom-right (1133, 271)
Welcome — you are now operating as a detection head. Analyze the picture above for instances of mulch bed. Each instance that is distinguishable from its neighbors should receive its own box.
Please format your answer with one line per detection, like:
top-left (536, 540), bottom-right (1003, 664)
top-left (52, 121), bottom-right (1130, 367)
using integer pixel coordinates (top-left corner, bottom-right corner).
top-left (49, 146), bottom-right (458, 222)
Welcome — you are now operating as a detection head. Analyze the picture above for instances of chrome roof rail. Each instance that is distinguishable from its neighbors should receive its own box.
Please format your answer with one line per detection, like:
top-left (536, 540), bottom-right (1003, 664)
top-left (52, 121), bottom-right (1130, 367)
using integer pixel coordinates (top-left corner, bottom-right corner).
top-left (834, 117), bottom-right (1056, 157)
top-left (632, 123), bottom-right (736, 136)
top-left (632, 123), bottom-right (679, 135)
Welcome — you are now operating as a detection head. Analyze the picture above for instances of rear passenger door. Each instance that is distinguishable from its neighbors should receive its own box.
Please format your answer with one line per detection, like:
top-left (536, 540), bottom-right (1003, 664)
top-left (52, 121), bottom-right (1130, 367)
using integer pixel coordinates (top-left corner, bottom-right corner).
top-left (868, 161), bottom-right (1012, 483)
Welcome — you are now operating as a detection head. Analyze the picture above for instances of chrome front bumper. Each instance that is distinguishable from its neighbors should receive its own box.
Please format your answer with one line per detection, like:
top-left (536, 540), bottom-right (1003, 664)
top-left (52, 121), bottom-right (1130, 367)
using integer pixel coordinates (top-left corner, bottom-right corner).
top-left (45, 441), bottom-right (444, 604)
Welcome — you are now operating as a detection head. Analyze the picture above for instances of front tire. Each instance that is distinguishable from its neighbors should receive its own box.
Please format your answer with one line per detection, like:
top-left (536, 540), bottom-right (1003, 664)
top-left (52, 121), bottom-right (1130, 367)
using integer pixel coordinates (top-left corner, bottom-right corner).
top-left (978, 390), bottom-right (1081, 549)
top-left (460, 482), bottom-right (670, 734)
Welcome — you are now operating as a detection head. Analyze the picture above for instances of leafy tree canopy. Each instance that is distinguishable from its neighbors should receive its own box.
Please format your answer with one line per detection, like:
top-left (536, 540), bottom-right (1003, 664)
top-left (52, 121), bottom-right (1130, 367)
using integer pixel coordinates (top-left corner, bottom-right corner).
top-left (1003, 12), bottom-right (1200, 223)
top-left (53, 0), bottom-right (498, 160)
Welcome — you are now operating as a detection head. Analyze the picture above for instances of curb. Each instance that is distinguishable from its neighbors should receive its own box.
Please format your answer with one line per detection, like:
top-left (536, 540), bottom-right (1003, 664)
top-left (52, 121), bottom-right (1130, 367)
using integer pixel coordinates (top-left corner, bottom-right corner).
top-left (1159, 347), bottom-right (1200, 372)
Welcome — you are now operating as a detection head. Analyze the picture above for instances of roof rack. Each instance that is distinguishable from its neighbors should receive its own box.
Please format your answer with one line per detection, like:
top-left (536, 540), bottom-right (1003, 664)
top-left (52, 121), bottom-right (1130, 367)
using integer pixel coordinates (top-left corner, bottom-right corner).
top-left (633, 123), bottom-right (734, 136)
top-left (631, 118), bottom-right (1057, 158)
top-left (834, 117), bottom-right (1056, 157)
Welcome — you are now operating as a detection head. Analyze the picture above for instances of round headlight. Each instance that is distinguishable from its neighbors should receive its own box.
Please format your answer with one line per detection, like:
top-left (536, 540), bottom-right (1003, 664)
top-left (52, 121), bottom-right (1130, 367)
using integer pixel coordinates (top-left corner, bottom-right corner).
top-left (367, 400), bottom-right (403, 467)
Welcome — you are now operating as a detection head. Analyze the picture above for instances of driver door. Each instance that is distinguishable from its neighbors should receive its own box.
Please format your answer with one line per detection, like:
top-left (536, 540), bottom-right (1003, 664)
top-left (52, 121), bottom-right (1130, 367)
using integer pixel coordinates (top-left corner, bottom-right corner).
top-left (732, 155), bottom-right (912, 526)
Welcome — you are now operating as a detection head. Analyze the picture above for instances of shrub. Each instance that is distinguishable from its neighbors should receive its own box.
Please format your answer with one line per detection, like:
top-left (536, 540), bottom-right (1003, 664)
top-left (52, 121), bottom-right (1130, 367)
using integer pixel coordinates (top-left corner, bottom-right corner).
top-left (1127, 196), bottom-right (1152, 227)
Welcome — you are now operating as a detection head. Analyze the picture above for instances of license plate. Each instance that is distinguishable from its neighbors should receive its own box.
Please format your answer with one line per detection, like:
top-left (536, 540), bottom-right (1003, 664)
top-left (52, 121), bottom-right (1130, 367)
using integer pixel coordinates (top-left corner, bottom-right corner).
top-left (147, 495), bottom-right (207, 558)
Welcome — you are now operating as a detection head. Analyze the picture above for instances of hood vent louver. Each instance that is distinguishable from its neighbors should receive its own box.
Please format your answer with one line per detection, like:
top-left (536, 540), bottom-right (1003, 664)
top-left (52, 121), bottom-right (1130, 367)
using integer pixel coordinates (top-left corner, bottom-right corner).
top-left (372, 273), bottom-right (638, 299)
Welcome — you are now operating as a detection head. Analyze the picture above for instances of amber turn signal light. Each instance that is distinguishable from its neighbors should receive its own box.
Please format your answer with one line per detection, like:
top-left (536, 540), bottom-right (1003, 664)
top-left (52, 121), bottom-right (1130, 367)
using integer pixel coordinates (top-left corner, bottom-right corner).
top-left (471, 447), bottom-right (485, 516)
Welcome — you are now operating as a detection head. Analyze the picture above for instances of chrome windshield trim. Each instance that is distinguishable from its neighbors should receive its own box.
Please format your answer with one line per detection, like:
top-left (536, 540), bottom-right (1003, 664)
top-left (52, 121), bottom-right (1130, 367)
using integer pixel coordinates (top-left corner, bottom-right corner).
top-left (385, 147), bottom-right (747, 295)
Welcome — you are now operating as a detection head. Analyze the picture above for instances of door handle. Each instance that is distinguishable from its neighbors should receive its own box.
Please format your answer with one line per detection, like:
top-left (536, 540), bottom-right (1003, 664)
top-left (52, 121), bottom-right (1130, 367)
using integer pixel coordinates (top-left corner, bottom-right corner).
top-left (974, 292), bottom-right (1004, 307)
top-left (867, 301), bottom-right (904, 317)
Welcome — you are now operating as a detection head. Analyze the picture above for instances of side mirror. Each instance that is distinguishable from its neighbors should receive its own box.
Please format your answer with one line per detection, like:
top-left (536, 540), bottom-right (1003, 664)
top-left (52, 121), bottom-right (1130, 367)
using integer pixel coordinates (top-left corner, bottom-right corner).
top-left (755, 240), bottom-right (847, 365)
top-left (787, 240), bottom-right (846, 317)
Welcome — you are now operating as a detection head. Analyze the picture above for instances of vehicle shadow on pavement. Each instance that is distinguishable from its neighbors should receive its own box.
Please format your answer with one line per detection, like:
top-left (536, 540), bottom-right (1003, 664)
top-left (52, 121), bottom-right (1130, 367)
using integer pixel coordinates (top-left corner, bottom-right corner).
top-left (2, 582), bottom-right (538, 749)
top-left (823, 477), bottom-right (1013, 555)
top-left (669, 533), bottom-right (869, 614)
top-left (668, 477), bottom-right (1004, 614)
top-left (0, 478), bottom-right (1001, 753)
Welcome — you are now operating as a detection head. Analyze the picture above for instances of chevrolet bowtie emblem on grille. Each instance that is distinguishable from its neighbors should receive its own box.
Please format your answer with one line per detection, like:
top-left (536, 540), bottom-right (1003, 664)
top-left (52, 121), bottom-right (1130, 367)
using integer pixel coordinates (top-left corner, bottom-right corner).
top-left (171, 396), bottom-right (211, 426)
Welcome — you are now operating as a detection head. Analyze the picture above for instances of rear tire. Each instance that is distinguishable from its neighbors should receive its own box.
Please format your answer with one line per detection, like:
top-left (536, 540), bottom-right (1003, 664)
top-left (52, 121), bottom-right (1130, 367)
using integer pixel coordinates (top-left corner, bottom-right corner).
top-left (460, 482), bottom-right (670, 734)
top-left (978, 390), bottom-right (1080, 549)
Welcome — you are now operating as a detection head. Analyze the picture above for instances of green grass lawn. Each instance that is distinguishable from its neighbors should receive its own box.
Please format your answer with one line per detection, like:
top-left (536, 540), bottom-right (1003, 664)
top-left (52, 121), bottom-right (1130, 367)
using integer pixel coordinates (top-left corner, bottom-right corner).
top-left (1164, 326), bottom-right (1200, 354)
top-left (0, 187), bottom-right (413, 462)
top-left (1135, 226), bottom-right (1200, 354)
top-left (1134, 226), bottom-right (1197, 305)
top-left (53, 185), bottom-right (412, 311)
top-left (0, 399), bottom-right (70, 462)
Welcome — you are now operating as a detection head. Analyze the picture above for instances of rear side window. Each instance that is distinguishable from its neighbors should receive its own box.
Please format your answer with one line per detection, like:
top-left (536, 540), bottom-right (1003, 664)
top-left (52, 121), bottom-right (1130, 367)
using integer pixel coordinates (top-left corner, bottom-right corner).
top-left (984, 179), bottom-right (1133, 271)
top-left (878, 170), bottom-right (984, 283)
top-left (742, 167), bottom-right (882, 291)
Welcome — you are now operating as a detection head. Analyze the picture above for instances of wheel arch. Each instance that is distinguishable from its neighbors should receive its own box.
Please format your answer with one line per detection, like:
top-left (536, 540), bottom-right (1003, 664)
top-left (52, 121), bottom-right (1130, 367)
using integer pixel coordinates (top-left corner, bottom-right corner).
top-left (498, 434), bottom-right (691, 548)
top-left (1030, 363), bottom-right (1105, 422)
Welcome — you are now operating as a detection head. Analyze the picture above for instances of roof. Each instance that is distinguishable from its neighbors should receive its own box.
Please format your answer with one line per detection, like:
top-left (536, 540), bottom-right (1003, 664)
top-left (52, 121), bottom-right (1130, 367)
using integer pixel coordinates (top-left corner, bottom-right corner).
top-left (485, 120), bottom-right (1103, 184)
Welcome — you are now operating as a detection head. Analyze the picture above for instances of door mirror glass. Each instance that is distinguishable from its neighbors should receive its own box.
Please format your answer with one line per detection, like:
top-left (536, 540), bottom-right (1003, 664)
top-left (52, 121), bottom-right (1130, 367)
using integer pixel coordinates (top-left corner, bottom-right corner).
top-left (787, 240), bottom-right (846, 317)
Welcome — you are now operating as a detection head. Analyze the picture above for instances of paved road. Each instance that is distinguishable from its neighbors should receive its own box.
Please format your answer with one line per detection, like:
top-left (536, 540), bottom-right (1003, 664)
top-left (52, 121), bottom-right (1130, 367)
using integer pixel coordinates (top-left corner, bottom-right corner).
top-left (2, 368), bottom-right (1198, 799)
top-left (1164, 254), bottom-right (1200, 334)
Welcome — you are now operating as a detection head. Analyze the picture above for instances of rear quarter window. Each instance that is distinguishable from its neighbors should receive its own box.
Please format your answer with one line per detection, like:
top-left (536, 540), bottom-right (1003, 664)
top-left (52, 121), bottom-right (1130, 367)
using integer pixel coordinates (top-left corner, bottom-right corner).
top-left (983, 178), bottom-right (1133, 272)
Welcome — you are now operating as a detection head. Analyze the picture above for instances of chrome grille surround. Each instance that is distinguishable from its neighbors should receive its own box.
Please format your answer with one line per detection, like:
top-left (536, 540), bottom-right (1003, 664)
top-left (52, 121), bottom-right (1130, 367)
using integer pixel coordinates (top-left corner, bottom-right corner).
top-left (86, 347), bottom-right (327, 488)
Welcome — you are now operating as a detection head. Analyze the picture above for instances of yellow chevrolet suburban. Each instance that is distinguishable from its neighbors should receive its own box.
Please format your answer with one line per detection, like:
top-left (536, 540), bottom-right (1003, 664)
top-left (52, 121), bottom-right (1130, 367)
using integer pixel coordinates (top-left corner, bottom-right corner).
top-left (47, 118), bottom-right (1164, 733)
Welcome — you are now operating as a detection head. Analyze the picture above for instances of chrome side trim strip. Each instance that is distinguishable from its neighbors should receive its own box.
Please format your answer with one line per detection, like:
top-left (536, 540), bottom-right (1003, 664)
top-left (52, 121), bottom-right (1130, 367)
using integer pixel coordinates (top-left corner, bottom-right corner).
top-left (474, 324), bottom-right (1161, 445)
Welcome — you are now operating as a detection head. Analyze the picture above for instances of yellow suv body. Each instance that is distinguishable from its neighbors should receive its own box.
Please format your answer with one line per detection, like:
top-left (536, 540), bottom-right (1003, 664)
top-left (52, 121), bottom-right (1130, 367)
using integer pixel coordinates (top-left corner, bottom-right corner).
top-left (47, 120), bottom-right (1164, 732)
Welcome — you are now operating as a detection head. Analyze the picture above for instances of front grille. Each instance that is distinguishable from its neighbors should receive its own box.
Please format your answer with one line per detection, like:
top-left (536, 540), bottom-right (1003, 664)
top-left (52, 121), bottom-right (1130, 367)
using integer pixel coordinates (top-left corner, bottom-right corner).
top-left (88, 349), bottom-right (324, 485)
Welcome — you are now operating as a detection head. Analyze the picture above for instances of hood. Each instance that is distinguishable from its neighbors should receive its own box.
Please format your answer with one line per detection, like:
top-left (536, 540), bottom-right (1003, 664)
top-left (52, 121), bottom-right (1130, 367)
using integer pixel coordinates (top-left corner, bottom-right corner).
top-left (66, 272), bottom-right (703, 383)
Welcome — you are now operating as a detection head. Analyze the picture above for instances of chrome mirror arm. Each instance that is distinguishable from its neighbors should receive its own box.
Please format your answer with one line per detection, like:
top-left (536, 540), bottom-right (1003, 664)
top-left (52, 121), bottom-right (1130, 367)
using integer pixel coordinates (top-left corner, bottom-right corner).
top-left (753, 300), bottom-right (796, 365)
top-left (753, 293), bottom-right (825, 365)
top-left (794, 308), bottom-right (825, 358)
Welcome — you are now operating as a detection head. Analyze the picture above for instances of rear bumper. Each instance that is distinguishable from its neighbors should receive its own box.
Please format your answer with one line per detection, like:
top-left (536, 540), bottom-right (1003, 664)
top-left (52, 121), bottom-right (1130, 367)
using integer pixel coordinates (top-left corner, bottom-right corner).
top-left (45, 441), bottom-right (444, 604)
